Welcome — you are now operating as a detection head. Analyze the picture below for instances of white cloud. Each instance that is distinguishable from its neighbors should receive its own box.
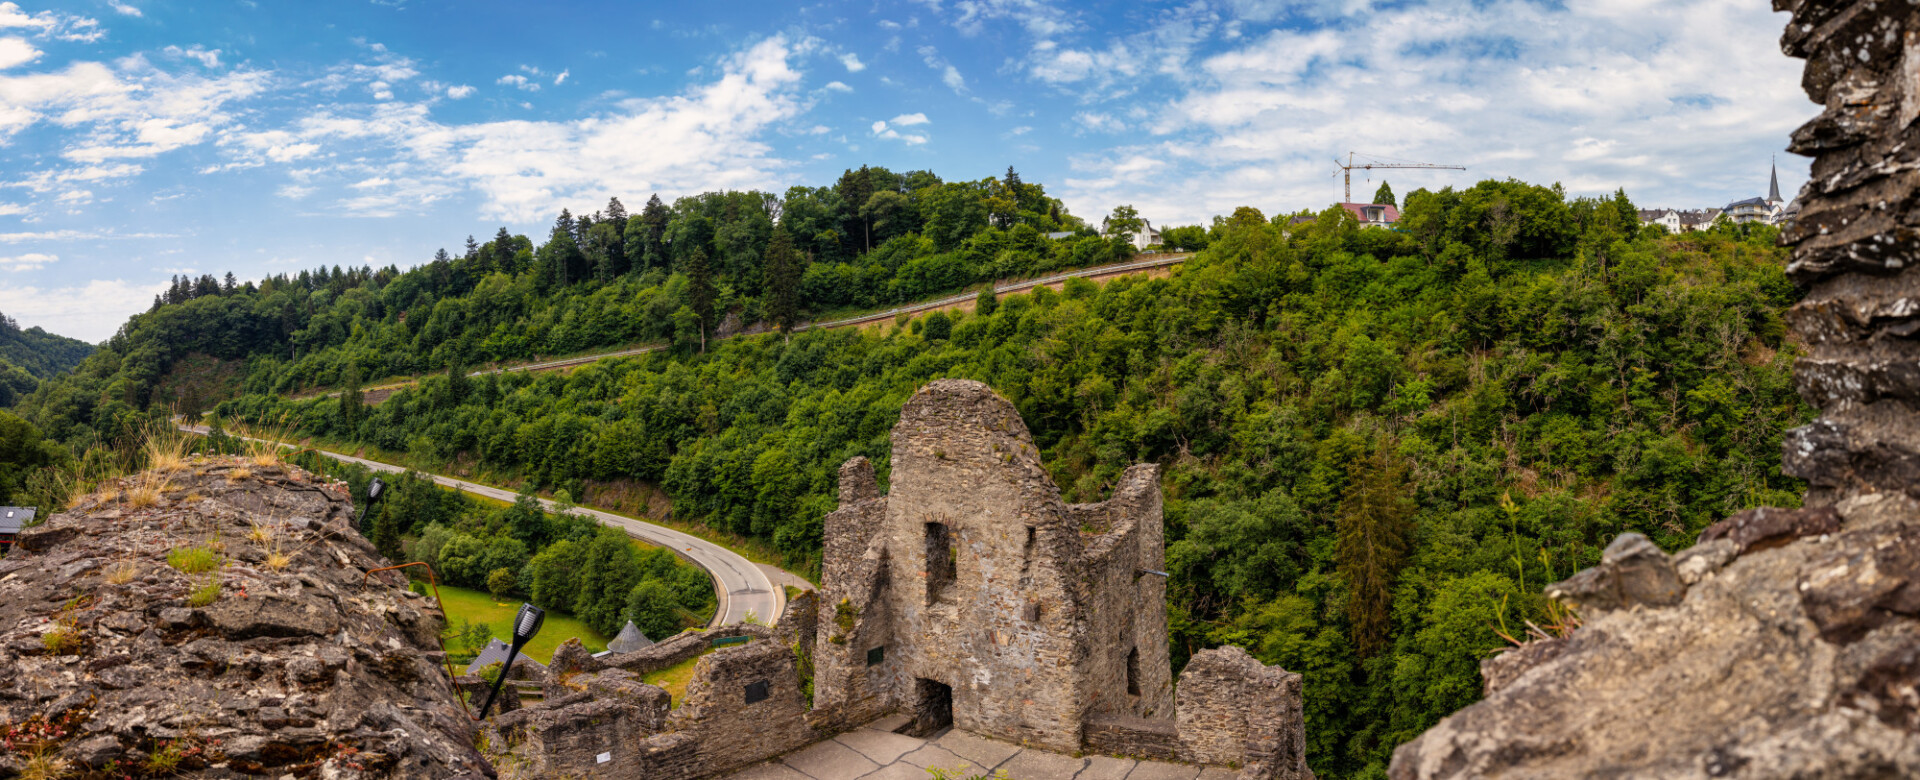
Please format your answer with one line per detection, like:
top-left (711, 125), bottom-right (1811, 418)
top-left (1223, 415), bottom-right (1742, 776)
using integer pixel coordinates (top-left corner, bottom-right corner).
top-left (553, 69), bottom-right (569, 86)
top-left (497, 73), bottom-right (539, 91)
top-left (446, 84), bottom-right (475, 99)
top-left (0, 202), bottom-right (23, 215)
top-left (823, 80), bottom-right (852, 92)
top-left (936, 0), bottom-right (1074, 37)
top-left (917, 45), bottom-right (966, 92)
top-left (0, 251), bottom-right (53, 270)
top-left (890, 112), bottom-right (929, 126)
top-left (0, 35), bottom-right (37, 69)
top-left (276, 184), bottom-right (313, 199)
top-left (164, 45), bottom-right (220, 68)
top-left (0, 55), bottom-right (270, 177)
top-left (0, 277), bottom-right (169, 342)
top-left (871, 118), bottom-right (928, 145)
top-left (263, 35), bottom-right (813, 220)
top-left (839, 52), bottom-right (865, 72)
top-left (109, 1), bottom-right (141, 17)
top-left (0, 2), bottom-right (103, 43)
top-left (1060, 0), bottom-right (1817, 224)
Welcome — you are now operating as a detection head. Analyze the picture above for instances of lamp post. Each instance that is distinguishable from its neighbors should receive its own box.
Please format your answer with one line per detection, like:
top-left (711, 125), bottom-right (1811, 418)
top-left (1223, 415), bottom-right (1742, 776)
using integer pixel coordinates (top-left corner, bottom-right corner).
top-left (355, 476), bottom-right (385, 534)
top-left (477, 603), bottom-right (546, 719)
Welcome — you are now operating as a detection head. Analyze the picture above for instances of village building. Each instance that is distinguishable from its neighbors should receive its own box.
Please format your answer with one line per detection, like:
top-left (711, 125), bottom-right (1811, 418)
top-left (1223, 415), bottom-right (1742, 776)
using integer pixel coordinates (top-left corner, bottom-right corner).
top-left (1339, 202), bottom-right (1400, 228)
top-left (0, 506), bottom-right (32, 550)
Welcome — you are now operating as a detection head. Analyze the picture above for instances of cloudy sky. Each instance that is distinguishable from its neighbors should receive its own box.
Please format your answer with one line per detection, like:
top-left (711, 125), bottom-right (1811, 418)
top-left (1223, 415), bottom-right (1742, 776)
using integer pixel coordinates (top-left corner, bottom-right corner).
top-left (1, 0), bottom-right (1816, 342)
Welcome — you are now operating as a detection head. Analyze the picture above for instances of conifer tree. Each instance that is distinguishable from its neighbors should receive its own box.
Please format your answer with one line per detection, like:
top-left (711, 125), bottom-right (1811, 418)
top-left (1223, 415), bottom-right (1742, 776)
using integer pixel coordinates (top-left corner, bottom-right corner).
top-left (1373, 181), bottom-right (1396, 207)
top-left (1336, 443), bottom-right (1415, 657)
top-left (686, 248), bottom-right (715, 353)
top-left (763, 225), bottom-right (804, 338)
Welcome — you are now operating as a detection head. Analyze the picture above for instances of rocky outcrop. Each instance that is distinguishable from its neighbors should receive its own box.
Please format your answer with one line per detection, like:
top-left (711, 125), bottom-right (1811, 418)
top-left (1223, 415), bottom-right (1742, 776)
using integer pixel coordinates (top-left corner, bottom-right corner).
top-left (1389, 1), bottom-right (1920, 777)
top-left (0, 459), bottom-right (489, 778)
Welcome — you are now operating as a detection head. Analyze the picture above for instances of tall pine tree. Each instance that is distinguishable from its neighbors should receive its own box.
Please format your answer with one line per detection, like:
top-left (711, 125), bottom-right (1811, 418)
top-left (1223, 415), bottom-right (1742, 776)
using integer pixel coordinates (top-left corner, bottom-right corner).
top-left (763, 225), bottom-right (804, 338)
top-left (686, 248), bottom-right (715, 353)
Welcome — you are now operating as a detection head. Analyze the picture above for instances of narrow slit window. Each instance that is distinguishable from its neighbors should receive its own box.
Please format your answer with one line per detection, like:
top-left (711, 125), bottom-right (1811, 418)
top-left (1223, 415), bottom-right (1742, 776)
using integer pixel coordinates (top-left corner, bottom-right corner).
top-left (1126, 647), bottom-right (1141, 696)
top-left (925, 521), bottom-right (956, 604)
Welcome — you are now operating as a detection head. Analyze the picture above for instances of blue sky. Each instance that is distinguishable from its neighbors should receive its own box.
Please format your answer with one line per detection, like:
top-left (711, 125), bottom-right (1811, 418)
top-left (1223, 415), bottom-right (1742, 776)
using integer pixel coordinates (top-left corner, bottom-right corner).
top-left (1, 0), bottom-right (1816, 342)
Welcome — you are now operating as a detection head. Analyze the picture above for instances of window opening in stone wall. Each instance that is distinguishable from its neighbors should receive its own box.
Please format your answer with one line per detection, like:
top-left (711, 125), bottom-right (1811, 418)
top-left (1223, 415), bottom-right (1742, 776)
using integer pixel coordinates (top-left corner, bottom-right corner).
top-left (867, 645), bottom-right (886, 666)
top-left (744, 679), bottom-right (769, 704)
top-left (925, 521), bottom-right (956, 604)
top-left (1127, 646), bottom-right (1141, 696)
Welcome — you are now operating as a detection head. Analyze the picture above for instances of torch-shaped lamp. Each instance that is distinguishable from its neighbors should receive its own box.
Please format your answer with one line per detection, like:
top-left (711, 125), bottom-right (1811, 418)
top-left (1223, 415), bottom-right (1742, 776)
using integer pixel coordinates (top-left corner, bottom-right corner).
top-left (354, 476), bottom-right (386, 534)
top-left (477, 603), bottom-right (546, 719)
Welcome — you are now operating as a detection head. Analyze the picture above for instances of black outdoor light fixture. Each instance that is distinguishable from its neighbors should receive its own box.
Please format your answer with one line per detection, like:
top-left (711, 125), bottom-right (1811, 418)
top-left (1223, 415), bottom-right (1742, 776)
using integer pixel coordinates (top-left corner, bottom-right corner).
top-left (477, 603), bottom-right (546, 719)
top-left (355, 476), bottom-right (386, 533)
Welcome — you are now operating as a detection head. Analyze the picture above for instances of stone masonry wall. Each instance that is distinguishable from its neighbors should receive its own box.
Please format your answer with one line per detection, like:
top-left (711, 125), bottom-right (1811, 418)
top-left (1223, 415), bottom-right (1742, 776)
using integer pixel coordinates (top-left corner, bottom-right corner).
top-left (669, 640), bottom-right (819, 778)
top-left (1076, 463), bottom-right (1176, 720)
top-left (1176, 647), bottom-right (1312, 780)
top-left (1776, 0), bottom-right (1920, 506)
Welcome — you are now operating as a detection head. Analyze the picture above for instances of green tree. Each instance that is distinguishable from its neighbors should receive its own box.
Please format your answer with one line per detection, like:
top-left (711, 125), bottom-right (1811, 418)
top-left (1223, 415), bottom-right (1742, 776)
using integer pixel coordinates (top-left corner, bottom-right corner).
top-left (764, 225), bottom-right (805, 337)
top-left (487, 567), bottom-right (516, 600)
top-left (1104, 204), bottom-right (1144, 245)
top-left (1336, 443), bottom-right (1416, 657)
top-left (1373, 181), bottom-right (1396, 207)
top-left (686, 249), bottom-right (716, 353)
top-left (625, 578), bottom-right (682, 641)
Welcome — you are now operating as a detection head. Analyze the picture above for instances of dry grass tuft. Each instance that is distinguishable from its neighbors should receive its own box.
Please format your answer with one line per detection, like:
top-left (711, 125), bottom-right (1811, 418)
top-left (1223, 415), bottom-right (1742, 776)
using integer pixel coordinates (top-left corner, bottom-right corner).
top-left (18, 748), bottom-right (71, 780)
top-left (143, 424), bottom-right (194, 473)
top-left (265, 550), bottom-right (292, 571)
top-left (105, 561), bottom-right (138, 585)
top-left (125, 482), bottom-right (161, 509)
top-left (248, 519), bottom-right (272, 545)
top-left (227, 467), bottom-right (253, 483)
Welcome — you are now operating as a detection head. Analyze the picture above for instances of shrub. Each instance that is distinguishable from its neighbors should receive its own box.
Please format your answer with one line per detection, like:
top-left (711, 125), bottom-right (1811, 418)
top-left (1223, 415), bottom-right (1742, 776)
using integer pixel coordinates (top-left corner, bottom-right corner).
top-left (188, 579), bottom-right (221, 607)
top-left (167, 546), bottom-right (219, 574)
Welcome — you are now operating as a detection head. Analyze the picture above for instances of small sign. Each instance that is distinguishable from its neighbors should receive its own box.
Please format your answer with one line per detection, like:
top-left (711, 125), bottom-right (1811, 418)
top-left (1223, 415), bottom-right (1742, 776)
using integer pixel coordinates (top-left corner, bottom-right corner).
top-left (596, 752), bottom-right (612, 764)
top-left (712, 635), bottom-right (749, 648)
top-left (867, 645), bottom-right (886, 666)
top-left (744, 680), bottom-right (770, 704)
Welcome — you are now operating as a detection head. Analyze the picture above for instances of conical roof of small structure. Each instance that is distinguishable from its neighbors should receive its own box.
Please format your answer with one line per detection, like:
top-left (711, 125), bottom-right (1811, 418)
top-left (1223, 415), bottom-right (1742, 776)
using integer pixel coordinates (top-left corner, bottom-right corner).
top-left (607, 620), bottom-right (653, 654)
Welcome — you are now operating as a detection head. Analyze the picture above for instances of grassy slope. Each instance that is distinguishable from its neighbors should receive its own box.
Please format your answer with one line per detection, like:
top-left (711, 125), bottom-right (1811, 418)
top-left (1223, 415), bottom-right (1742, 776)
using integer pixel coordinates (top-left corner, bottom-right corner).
top-left (436, 584), bottom-right (608, 665)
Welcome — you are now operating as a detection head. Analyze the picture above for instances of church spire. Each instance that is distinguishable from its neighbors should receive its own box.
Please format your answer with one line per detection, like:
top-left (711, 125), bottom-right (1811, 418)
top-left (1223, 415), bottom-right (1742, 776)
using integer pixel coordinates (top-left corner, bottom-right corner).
top-left (1769, 157), bottom-right (1781, 203)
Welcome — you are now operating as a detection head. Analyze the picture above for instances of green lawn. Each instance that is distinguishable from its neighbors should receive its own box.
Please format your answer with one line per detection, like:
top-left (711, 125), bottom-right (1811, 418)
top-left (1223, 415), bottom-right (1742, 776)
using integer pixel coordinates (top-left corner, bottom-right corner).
top-left (643, 651), bottom-right (711, 708)
top-left (434, 584), bottom-right (608, 665)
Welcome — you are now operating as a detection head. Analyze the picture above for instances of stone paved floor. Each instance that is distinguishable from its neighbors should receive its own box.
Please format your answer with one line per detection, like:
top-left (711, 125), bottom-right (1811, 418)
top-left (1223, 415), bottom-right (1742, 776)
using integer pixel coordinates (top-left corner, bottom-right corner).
top-left (721, 717), bottom-right (1235, 780)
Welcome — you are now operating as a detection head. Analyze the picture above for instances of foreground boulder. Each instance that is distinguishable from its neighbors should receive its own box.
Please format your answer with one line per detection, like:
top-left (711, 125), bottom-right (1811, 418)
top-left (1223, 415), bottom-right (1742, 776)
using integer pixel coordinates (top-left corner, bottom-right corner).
top-left (1390, 498), bottom-right (1920, 778)
top-left (0, 459), bottom-right (489, 778)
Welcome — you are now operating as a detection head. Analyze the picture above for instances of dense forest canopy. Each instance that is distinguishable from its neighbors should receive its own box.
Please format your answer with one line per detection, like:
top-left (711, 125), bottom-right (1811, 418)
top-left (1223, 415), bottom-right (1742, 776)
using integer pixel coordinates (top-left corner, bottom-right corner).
top-left (11, 175), bottom-right (1806, 778)
top-left (10, 165), bottom-right (1172, 447)
top-left (0, 312), bottom-right (93, 408)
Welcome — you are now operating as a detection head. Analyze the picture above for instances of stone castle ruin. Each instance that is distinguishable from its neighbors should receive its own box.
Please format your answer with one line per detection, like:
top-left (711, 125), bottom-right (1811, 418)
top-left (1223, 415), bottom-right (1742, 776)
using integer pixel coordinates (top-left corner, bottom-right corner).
top-left (488, 379), bottom-right (1311, 779)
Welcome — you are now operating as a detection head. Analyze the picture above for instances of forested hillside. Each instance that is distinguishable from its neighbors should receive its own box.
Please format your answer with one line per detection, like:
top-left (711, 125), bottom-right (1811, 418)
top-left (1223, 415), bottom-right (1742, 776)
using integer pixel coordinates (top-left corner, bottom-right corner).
top-left (15, 176), bottom-right (1806, 777)
top-left (193, 180), bottom-right (1801, 777)
top-left (16, 166), bottom-right (1160, 448)
top-left (0, 313), bottom-right (93, 407)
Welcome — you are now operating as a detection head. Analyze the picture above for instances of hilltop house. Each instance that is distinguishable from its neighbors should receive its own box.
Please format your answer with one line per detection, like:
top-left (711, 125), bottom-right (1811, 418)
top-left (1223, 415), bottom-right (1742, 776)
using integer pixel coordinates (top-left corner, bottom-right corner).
top-left (1340, 202), bottom-right (1400, 228)
top-left (1638, 208), bottom-right (1724, 232)
top-left (1101, 218), bottom-right (1163, 250)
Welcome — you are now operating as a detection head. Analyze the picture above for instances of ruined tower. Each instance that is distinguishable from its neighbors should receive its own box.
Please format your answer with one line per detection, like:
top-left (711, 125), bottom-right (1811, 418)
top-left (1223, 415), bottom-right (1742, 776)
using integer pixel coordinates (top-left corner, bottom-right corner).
top-left (812, 379), bottom-right (1173, 752)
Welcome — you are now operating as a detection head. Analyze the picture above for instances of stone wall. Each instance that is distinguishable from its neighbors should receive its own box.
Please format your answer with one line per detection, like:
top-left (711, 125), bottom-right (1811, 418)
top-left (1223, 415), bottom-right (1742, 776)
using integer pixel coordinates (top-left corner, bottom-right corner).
top-left (1176, 647), bottom-right (1311, 779)
top-left (811, 379), bottom-right (1199, 753)
top-left (669, 641), bottom-right (819, 777)
top-left (1776, 0), bottom-right (1920, 506)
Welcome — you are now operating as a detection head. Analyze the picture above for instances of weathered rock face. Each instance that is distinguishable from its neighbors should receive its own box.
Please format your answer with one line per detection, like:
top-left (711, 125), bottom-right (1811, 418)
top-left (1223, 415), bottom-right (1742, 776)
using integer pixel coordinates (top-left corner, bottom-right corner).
top-left (1389, 1), bottom-right (1920, 776)
top-left (0, 459), bottom-right (489, 778)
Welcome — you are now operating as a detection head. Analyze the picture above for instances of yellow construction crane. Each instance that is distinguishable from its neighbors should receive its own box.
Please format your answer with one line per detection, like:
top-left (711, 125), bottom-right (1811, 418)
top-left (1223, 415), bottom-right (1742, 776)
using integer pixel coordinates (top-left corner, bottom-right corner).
top-left (1335, 152), bottom-right (1465, 203)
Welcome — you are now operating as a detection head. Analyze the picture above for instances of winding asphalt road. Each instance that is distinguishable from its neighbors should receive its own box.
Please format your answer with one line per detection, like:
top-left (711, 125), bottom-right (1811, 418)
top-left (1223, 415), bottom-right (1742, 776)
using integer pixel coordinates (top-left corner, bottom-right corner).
top-left (180, 424), bottom-right (779, 628)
